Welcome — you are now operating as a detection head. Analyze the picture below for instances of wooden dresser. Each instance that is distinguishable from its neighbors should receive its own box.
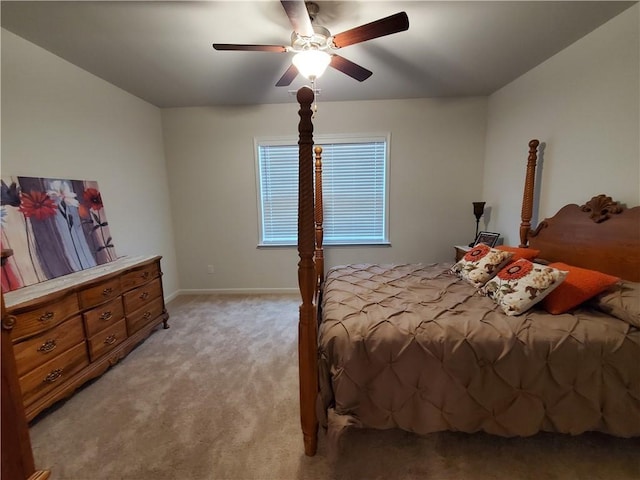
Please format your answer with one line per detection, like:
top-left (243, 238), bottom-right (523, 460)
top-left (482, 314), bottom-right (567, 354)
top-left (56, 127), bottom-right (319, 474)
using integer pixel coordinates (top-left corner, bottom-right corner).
top-left (3, 255), bottom-right (169, 421)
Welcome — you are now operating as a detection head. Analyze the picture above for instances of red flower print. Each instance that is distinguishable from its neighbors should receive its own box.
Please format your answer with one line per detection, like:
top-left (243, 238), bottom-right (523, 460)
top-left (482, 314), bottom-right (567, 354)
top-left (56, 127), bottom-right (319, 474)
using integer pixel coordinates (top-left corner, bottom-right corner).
top-left (463, 243), bottom-right (490, 262)
top-left (497, 259), bottom-right (533, 281)
top-left (19, 191), bottom-right (57, 220)
top-left (83, 188), bottom-right (103, 211)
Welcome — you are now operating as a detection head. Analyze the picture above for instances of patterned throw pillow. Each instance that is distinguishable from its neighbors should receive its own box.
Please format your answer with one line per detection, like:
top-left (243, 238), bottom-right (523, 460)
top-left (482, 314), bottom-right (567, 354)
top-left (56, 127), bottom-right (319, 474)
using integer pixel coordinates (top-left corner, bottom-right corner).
top-left (450, 243), bottom-right (513, 288)
top-left (481, 259), bottom-right (568, 316)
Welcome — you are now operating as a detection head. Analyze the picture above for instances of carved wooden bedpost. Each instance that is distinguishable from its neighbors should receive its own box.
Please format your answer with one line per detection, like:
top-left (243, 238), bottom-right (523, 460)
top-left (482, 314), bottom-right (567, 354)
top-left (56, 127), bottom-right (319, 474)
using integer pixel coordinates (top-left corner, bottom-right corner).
top-left (314, 145), bottom-right (324, 296)
top-left (519, 139), bottom-right (540, 247)
top-left (297, 86), bottom-right (318, 456)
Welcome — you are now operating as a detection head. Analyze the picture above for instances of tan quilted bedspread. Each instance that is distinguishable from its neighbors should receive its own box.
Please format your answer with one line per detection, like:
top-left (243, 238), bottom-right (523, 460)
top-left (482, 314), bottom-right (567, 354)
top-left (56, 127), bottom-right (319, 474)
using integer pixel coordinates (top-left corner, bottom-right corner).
top-left (318, 264), bottom-right (640, 438)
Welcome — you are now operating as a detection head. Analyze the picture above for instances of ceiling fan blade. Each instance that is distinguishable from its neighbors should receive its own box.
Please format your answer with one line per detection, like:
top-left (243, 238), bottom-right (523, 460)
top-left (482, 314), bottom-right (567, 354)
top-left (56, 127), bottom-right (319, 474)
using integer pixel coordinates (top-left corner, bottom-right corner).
top-left (275, 63), bottom-right (299, 87)
top-left (332, 12), bottom-right (409, 48)
top-left (280, 0), bottom-right (314, 37)
top-left (212, 44), bottom-right (288, 53)
top-left (330, 55), bottom-right (372, 82)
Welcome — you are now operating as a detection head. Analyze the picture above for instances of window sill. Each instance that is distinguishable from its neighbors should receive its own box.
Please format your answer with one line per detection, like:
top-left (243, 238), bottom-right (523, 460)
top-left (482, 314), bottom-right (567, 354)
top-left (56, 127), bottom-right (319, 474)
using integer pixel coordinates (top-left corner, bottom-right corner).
top-left (257, 242), bottom-right (391, 248)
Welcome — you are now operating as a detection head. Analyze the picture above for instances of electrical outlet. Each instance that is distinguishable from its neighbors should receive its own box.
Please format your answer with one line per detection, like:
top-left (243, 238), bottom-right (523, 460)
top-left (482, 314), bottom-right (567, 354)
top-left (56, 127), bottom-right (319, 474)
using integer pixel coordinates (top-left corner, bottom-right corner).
top-left (207, 265), bottom-right (215, 274)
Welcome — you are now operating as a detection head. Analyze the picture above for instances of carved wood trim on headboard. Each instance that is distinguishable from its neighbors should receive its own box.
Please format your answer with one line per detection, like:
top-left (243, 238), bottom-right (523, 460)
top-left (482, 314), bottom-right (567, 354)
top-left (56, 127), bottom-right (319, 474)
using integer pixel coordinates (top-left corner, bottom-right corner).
top-left (579, 194), bottom-right (623, 223)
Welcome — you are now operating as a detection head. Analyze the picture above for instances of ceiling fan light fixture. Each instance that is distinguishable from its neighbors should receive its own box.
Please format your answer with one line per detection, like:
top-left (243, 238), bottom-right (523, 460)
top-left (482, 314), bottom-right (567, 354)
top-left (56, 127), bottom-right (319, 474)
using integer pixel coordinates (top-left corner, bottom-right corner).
top-left (292, 50), bottom-right (331, 80)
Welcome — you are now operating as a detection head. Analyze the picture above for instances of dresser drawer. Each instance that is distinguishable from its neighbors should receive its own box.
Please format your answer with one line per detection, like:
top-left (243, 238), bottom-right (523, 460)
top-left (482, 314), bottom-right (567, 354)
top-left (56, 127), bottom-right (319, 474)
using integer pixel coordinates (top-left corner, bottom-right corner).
top-left (83, 297), bottom-right (124, 337)
top-left (11, 293), bottom-right (80, 342)
top-left (87, 319), bottom-right (127, 361)
top-left (78, 277), bottom-right (122, 309)
top-left (19, 341), bottom-right (89, 406)
top-left (13, 316), bottom-right (85, 377)
top-left (126, 296), bottom-right (164, 335)
top-left (123, 278), bottom-right (162, 314)
top-left (121, 261), bottom-right (160, 291)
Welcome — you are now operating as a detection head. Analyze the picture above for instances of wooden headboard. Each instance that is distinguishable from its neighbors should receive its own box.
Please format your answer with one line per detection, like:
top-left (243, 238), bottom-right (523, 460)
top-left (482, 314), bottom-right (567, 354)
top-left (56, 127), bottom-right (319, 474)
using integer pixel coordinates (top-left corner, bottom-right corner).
top-left (525, 194), bottom-right (640, 282)
top-left (518, 141), bottom-right (639, 282)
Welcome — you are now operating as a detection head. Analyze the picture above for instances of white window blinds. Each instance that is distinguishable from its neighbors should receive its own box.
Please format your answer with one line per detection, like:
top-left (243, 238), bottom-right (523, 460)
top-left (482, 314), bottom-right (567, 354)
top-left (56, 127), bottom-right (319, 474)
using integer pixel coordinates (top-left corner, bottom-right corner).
top-left (257, 136), bottom-right (389, 246)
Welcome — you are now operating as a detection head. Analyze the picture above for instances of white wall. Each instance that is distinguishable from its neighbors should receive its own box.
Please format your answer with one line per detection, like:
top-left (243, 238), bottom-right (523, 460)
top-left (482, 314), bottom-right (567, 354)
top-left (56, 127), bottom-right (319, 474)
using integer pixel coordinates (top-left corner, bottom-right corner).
top-left (1, 29), bottom-right (180, 299)
top-left (162, 97), bottom-right (487, 291)
top-left (484, 4), bottom-right (640, 245)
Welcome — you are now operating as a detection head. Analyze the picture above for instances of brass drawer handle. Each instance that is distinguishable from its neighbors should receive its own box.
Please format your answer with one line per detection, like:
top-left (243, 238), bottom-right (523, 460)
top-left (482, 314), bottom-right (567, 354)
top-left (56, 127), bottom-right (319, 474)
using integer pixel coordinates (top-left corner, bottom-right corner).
top-left (104, 334), bottom-right (117, 345)
top-left (139, 291), bottom-right (149, 300)
top-left (142, 311), bottom-right (152, 320)
top-left (102, 287), bottom-right (113, 296)
top-left (37, 339), bottom-right (57, 353)
top-left (43, 369), bottom-right (63, 383)
top-left (141, 271), bottom-right (150, 279)
top-left (2, 314), bottom-right (16, 330)
top-left (99, 311), bottom-right (113, 321)
top-left (39, 311), bottom-right (55, 322)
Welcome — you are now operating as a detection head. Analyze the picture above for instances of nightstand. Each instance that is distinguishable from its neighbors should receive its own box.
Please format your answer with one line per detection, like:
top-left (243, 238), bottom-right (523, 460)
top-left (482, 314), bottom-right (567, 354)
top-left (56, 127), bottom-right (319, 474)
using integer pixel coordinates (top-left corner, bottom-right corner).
top-left (454, 245), bottom-right (471, 262)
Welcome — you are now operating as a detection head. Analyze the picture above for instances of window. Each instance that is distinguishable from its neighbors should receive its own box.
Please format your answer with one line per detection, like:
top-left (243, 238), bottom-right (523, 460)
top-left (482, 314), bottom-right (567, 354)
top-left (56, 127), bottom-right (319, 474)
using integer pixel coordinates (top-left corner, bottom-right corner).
top-left (256, 134), bottom-right (389, 246)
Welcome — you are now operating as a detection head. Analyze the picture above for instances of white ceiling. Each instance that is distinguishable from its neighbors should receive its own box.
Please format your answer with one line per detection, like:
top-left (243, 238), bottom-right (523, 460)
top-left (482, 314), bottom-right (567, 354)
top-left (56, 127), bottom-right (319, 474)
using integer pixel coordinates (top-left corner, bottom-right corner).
top-left (1, 1), bottom-right (635, 108)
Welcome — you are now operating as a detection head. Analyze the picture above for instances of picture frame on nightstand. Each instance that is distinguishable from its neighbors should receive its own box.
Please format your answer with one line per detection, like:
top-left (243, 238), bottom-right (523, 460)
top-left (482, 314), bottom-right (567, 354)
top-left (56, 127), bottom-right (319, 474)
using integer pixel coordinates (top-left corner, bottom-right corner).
top-left (472, 231), bottom-right (500, 247)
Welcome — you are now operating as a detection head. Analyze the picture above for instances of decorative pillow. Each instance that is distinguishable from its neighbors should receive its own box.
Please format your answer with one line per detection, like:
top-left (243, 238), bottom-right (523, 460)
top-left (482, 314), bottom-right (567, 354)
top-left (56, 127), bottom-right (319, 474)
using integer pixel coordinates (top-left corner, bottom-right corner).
top-left (589, 280), bottom-right (640, 327)
top-left (495, 245), bottom-right (541, 261)
top-left (450, 243), bottom-right (513, 288)
top-left (540, 263), bottom-right (619, 314)
top-left (481, 259), bottom-right (568, 316)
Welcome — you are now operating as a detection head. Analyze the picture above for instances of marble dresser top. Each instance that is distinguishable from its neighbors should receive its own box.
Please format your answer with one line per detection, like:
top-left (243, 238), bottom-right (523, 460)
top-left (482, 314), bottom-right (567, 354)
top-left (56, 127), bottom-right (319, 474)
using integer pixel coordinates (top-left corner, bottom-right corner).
top-left (4, 255), bottom-right (158, 308)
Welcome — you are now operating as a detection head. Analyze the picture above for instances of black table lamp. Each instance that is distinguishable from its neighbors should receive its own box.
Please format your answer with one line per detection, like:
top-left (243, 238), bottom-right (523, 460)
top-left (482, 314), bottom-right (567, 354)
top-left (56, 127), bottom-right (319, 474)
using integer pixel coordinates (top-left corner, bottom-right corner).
top-left (469, 201), bottom-right (486, 246)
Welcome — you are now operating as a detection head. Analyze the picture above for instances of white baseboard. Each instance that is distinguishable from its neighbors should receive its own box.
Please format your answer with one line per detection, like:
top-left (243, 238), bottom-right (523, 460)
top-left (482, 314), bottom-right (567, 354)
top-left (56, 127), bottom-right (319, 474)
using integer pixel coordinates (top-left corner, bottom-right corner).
top-left (173, 288), bottom-right (299, 297)
top-left (164, 290), bottom-right (181, 303)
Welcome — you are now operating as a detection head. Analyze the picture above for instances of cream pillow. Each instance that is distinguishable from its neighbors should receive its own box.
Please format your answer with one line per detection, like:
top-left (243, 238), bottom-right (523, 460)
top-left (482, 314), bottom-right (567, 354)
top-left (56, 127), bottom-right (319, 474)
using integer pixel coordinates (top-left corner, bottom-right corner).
top-left (481, 259), bottom-right (568, 316)
top-left (450, 243), bottom-right (513, 288)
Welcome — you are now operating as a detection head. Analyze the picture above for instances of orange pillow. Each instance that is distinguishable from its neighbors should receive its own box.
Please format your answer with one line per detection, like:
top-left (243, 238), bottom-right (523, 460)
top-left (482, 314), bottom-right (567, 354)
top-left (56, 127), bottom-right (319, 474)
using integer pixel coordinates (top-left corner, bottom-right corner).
top-left (541, 262), bottom-right (619, 314)
top-left (496, 245), bottom-right (540, 261)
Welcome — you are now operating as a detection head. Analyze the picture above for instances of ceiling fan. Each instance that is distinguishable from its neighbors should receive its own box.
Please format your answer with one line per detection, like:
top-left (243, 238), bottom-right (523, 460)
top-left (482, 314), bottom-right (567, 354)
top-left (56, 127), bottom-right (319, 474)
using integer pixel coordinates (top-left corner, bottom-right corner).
top-left (212, 0), bottom-right (409, 86)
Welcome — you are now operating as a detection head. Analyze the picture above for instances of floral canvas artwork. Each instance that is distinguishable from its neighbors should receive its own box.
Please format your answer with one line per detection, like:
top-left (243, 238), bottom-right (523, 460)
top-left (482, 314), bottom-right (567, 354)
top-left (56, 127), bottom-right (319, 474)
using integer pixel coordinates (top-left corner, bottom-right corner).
top-left (1, 176), bottom-right (117, 292)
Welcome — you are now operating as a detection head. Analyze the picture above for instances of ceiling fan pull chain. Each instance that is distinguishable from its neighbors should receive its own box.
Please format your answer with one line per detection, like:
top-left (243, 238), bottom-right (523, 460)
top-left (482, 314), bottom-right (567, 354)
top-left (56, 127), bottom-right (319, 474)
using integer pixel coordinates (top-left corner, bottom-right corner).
top-left (311, 78), bottom-right (319, 118)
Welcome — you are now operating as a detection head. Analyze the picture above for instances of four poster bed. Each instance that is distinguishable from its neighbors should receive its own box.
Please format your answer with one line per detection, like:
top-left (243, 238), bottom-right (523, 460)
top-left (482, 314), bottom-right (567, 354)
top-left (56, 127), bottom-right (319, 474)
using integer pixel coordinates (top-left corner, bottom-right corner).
top-left (294, 87), bottom-right (640, 457)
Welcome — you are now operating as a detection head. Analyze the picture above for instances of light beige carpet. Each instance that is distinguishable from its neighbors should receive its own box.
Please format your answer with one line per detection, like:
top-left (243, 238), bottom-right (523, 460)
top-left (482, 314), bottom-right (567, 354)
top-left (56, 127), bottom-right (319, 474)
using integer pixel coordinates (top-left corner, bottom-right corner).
top-left (29, 294), bottom-right (639, 480)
